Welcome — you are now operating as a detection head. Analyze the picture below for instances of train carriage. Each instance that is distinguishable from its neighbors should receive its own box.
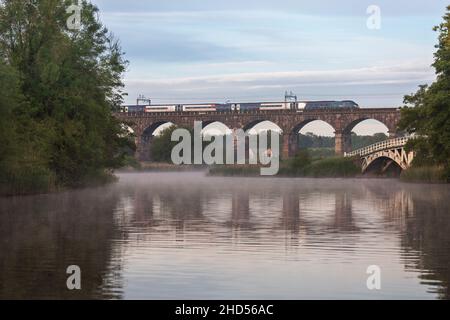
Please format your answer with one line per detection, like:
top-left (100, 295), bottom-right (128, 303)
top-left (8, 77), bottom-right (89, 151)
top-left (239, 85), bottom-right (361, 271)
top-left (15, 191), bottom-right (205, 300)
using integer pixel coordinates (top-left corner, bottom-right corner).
top-left (121, 100), bottom-right (359, 113)
top-left (182, 104), bottom-right (217, 112)
top-left (260, 102), bottom-right (293, 110)
top-left (145, 105), bottom-right (177, 113)
top-left (121, 105), bottom-right (145, 113)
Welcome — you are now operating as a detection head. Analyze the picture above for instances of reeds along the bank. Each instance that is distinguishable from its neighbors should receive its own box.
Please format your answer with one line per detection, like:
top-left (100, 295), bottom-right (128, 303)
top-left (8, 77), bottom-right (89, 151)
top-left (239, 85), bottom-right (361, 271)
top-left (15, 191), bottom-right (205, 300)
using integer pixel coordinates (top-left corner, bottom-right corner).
top-left (400, 166), bottom-right (448, 183)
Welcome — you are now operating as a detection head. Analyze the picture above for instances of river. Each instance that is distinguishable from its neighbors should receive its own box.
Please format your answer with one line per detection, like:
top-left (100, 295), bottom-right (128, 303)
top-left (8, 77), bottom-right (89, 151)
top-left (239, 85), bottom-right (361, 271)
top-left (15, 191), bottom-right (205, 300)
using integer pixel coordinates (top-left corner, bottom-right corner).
top-left (0, 172), bottom-right (449, 299)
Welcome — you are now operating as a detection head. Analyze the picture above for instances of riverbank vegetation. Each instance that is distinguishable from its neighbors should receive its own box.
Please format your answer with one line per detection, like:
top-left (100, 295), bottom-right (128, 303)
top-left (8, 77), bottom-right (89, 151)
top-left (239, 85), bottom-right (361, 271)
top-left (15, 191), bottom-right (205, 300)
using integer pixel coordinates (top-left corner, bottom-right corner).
top-left (209, 151), bottom-right (361, 178)
top-left (149, 125), bottom-right (386, 164)
top-left (299, 132), bottom-right (388, 150)
top-left (281, 153), bottom-right (361, 177)
top-left (399, 6), bottom-right (450, 183)
top-left (149, 126), bottom-right (367, 177)
top-left (400, 166), bottom-right (447, 184)
top-left (0, 1), bottom-right (132, 195)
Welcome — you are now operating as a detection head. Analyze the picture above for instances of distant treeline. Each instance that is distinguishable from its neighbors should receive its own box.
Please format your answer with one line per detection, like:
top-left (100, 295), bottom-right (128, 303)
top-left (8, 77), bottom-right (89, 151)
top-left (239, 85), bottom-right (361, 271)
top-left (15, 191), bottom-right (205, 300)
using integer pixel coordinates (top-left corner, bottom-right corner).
top-left (298, 132), bottom-right (388, 150)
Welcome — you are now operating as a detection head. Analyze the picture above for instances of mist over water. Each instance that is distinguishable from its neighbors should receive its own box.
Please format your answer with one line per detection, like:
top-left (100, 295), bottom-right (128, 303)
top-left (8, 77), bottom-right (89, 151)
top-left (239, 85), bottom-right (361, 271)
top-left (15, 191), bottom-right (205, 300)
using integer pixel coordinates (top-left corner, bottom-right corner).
top-left (1, 172), bottom-right (449, 299)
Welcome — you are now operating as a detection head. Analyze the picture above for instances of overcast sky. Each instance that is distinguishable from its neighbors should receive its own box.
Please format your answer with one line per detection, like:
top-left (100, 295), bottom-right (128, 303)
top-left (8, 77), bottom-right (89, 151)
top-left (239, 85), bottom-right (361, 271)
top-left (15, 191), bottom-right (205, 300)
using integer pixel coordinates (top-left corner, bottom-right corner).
top-left (92, 0), bottom-right (447, 135)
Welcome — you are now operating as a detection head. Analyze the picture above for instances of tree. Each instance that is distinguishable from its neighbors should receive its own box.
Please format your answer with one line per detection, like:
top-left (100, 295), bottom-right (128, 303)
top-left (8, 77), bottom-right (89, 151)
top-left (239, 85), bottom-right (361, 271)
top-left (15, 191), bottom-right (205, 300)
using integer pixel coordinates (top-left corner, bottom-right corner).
top-left (151, 126), bottom-right (181, 163)
top-left (150, 125), bottom-right (198, 163)
top-left (399, 6), bottom-right (450, 180)
top-left (0, 0), bottom-right (132, 189)
top-left (0, 63), bottom-right (20, 178)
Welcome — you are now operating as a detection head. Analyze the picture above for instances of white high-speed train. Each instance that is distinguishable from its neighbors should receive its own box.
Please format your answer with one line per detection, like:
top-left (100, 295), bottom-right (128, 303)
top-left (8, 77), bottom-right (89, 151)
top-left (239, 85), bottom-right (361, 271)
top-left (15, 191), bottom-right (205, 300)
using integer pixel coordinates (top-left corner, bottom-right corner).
top-left (120, 101), bottom-right (359, 113)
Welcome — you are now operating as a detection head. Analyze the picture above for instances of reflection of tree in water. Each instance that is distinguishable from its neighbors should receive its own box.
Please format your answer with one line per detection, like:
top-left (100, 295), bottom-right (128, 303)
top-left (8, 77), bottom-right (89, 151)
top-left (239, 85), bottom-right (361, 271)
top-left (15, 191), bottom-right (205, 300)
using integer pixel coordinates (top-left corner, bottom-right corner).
top-left (363, 183), bottom-right (450, 299)
top-left (0, 188), bottom-right (124, 299)
top-left (401, 187), bottom-right (450, 300)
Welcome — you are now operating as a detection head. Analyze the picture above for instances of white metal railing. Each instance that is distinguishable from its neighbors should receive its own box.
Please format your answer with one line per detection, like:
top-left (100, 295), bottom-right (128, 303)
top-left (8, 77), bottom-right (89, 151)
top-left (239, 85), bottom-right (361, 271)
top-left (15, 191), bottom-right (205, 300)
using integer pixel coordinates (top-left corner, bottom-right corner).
top-left (344, 137), bottom-right (410, 157)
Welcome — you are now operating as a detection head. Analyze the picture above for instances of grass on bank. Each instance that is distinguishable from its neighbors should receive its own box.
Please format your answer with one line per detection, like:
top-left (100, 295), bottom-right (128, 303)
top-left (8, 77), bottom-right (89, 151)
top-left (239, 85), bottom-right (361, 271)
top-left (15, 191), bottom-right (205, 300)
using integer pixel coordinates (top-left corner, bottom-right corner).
top-left (209, 151), bottom-right (361, 178)
top-left (400, 166), bottom-right (448, 183)
top-left (285, 156), bottom-right (361, 177)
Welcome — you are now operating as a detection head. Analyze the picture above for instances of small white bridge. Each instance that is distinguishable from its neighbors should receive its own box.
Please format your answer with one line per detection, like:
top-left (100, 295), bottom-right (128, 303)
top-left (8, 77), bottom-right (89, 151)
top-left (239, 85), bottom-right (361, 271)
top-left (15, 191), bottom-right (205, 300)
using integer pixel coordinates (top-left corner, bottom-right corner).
top-left (344, 137), bottom-right (415, 173)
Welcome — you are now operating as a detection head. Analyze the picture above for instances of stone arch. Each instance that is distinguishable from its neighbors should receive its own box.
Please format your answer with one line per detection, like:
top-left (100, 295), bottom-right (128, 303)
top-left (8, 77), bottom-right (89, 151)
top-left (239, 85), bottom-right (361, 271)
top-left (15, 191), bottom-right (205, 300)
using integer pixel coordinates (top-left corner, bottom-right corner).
top-left (117, 123), bottom-right (137, 160)
top-left (201, 121), bottom-right (232, 135)
top-left (350, 119), bottom-right (389, 135)
top-left (363, 155), bottom-right (404, 176)
top-left (142, 120), bottom-right (176, 137)
top-left (287, 119), bottom-right (336, 157)
top-left (241, 120), bottom-right (284, 160)
top-left (201, 122), bottom-right (233, 158)
top-left (245, 120), bottom-right (283, 134)
top-left (343, 116), bottom-right (396, 137)
top-left (335, 116), bottom-right (396, 155)
top-left (291, 119), bottom-right (336, 135)
top-left (137, 120), bottom-right (177, 161)
top-left (243, 119), bottom-right (269, 132)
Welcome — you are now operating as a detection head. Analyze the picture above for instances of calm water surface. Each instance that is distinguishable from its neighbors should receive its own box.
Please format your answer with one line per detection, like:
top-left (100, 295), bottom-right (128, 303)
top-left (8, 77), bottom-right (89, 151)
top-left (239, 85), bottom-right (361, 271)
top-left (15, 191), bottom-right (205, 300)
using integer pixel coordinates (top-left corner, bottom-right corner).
top-left (1, 172), bottom-right (449, 299)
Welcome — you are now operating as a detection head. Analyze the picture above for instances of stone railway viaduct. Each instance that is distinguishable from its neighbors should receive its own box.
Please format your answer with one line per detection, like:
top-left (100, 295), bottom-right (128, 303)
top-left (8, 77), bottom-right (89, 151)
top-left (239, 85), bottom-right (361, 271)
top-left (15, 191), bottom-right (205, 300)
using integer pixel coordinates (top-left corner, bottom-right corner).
top-left (114, 108), bottom-right (402, 161)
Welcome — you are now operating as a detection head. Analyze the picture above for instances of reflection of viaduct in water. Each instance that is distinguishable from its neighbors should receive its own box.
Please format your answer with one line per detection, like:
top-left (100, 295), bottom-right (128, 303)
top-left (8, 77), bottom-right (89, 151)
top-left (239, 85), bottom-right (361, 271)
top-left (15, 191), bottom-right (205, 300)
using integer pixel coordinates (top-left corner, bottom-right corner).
top-left (132, 190), bottom-right (154, 224)
top-left (281, 193), bottom-right (300, 234)
top-left (127, 187), bottom-right (364, 236)
top-left (231, 191), bottom-right (250, 228)
top-left (120, 181), bottom-right (450, 299)
top-left (331, 192), bottom-right (359, 232)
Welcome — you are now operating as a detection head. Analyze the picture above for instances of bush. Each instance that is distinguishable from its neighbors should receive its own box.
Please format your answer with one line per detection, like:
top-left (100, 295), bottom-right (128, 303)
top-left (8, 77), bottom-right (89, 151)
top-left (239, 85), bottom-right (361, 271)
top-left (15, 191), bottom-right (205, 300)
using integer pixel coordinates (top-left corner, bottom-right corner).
top-left (306, 148), bottom-right (335, 159)
top-left (286, 150), bottom-right (312, 174)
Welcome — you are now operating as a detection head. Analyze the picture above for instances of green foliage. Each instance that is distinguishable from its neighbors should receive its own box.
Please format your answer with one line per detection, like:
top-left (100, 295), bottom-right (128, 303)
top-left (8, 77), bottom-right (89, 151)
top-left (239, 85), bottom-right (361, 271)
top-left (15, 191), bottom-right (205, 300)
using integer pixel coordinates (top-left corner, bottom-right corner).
top-left (208, 165), bottom-right (261, 177)
top-left (351, 133), bottom-right (388, 149)
top-left (0, 0), bottom-right (132, 193)
top-left (151, 125), bottom-right (192, 163)
top-left (210, 154), bottom-right (361, 178)
top-left (298, 133), bottom-right (334, 148)
top-left (0, 63), bottom-right (21, 172)
top-left (151, 126), bottom-right (225, 163)
top-left (286, 150), bottom-right (312, 174)
top-left (122, 155), bottom-right (142, 170)
top-left (304, 157), bottom-right (361, 178)
top-left (280, 151), bottom-right (361, 177)
top-left (0, 165), bottom-right (56, 195)
top-left (298, 132), bottom-right (388, 150)
top-left (305, 148), bottom-right (335, 159)
top-left (399, 6), bottom-right (450, 179)
top-left (400, 166), bottom-right (447, 183)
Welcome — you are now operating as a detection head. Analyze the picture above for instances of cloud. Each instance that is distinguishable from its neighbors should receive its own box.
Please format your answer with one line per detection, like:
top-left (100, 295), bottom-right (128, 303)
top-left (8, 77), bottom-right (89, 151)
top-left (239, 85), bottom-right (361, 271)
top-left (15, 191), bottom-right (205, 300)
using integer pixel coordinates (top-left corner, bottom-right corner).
top-left (125, 61), bottom-right (434, 91)
top-left (88, 0), bottom-right (442, 109)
